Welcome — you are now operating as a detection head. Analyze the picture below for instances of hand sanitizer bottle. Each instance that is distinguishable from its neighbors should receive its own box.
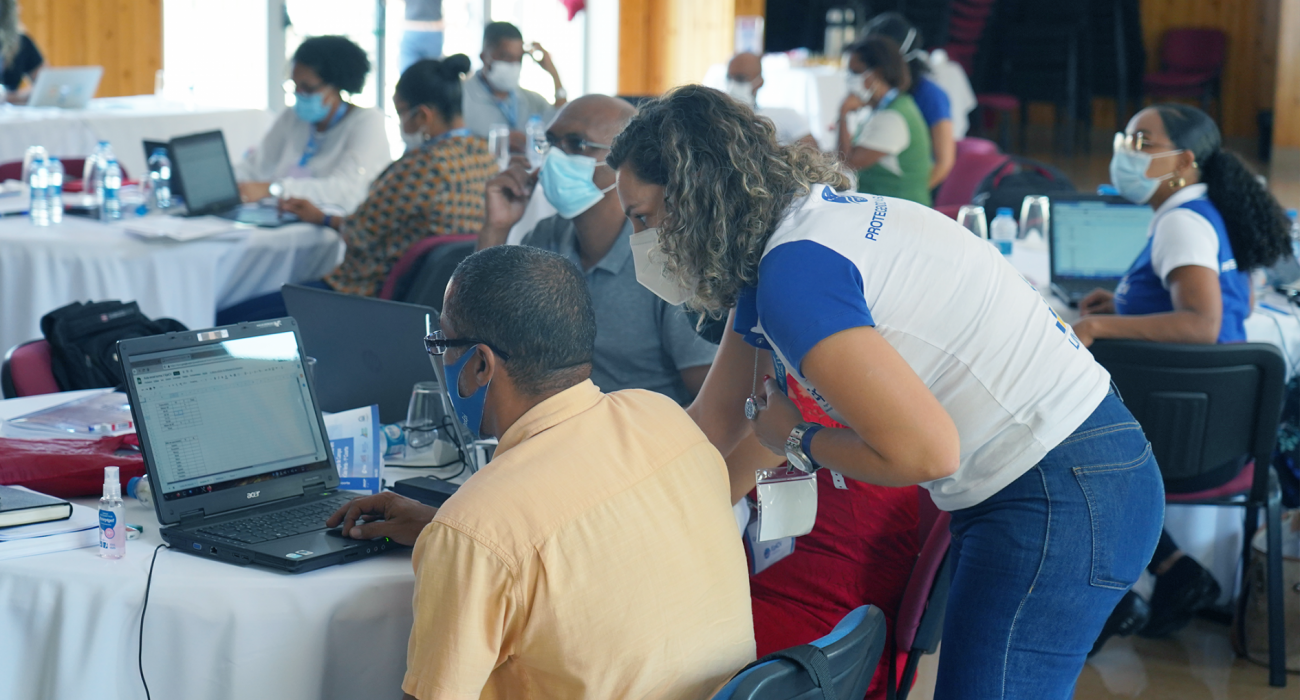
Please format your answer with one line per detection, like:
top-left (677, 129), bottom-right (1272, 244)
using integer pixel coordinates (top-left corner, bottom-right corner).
top-left (99, 466), bottom-right (125, 559)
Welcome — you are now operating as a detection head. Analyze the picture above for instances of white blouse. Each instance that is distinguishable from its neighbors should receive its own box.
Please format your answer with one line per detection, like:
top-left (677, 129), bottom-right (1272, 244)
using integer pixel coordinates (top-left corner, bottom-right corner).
top-left (234, 105), bottom-right (392, 213)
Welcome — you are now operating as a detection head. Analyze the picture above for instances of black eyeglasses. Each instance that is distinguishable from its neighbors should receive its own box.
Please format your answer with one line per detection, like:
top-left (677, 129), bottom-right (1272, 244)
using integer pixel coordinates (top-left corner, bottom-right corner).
top-left (543, 133), bottom-right (611, 156)
top-left (424, 330), bottom-right (511, 361)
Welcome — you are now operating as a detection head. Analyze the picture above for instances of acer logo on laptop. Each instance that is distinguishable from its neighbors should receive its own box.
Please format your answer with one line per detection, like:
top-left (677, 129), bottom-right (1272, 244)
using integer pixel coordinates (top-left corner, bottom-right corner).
top-left (247, 491), bottom-right (261, 499)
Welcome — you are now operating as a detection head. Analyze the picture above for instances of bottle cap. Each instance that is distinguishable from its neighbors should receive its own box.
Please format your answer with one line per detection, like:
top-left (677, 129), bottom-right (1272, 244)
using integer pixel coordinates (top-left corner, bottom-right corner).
top-left (997, 207), bottom-right (1013, 217)
top-left (103, 466), bottom-right (121, 499)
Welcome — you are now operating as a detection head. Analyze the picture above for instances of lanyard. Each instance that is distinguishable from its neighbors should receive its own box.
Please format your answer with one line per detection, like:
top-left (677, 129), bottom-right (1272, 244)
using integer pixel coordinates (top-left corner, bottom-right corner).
top-left (299, 102), bottom-right (350, 168)
top-left (481, 73), bottom-right (519, 129)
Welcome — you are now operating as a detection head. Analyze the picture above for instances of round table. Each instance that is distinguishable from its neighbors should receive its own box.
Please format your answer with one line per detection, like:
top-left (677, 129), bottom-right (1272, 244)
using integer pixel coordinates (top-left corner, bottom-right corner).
top-left (0, 96), bottom-right (271, 178)
top-left (0, 391), bottom-right (450, 700)
top-left (0, 214), bottom-right (344, 355)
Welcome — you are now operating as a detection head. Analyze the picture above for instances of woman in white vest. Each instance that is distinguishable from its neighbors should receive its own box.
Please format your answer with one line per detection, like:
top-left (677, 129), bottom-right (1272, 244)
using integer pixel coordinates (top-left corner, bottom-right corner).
top-left (607, 85), bottom-right (1164, 699)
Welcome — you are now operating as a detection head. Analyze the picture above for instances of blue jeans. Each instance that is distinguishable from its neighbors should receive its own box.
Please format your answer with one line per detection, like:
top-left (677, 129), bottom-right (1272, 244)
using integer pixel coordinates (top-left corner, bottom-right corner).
top-left (400, 30), bottom-right (444, 73)
top-left (934, 391), bottom-right (1164, 699)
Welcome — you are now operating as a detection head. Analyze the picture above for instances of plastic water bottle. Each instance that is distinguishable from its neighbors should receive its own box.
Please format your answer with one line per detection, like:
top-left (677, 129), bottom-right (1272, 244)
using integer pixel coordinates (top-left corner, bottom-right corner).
top-left (525, 114), bottom-right (546, 169)
top-left (85, 140), bottom-right (115, 205)
top-left (99, 466), bottom-right (125, 559)
top-left (102, 159), bottom-right (123, 221)
top-left (47, 157), bottom-right (64, 224)
top-left (147, 148), bottom-right (172, 210)
top-left (990, 207), bottom-right (1017, 256)
top-left (28, 157), bottom-right (50, 227)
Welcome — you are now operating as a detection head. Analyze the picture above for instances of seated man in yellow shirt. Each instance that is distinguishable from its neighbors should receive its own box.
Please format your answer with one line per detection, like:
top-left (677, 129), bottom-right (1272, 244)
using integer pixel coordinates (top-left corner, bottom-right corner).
top-left (328, 244), bottom-right (755, 700)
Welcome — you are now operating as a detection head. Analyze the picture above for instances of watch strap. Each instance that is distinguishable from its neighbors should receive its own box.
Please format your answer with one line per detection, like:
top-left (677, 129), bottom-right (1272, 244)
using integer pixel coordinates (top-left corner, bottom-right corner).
top-left (800, 424), bottom-right (824, 470)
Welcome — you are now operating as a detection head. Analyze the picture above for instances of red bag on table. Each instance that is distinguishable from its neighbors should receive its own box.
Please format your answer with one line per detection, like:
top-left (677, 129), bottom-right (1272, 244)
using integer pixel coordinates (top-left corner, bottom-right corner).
top-left (0, 435), bottom-right (144, 498)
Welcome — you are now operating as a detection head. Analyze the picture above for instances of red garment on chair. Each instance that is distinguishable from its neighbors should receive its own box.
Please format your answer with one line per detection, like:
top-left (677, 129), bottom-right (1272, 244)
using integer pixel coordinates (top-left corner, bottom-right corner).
top-left (0, 435), bottom-right (144, 498)
top-left (749, 379), bottom-right (920, 699)
top-left (560, 0), bottom-right (585, 20)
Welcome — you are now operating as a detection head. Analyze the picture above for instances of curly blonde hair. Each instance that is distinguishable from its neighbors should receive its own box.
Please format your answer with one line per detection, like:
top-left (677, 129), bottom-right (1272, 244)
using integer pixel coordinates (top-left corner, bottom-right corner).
top-left (607, 85), bottom-right (851, 317)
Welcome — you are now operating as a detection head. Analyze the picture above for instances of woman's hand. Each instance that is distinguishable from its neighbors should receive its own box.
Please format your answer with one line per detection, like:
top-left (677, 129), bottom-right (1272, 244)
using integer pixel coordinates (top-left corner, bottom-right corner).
top-left (279, 197), bottom-right (327, 226)
top-left (1071, 316), bottom-right (1099, 347)
top-left (239, 181), bottom-right (272, 203)
top-left (1078, 288), bottom-right (1115, 316)
top-left (749, 377), bottom-right (803, 457)
top-left (840, 93), bottom-right (866, 117)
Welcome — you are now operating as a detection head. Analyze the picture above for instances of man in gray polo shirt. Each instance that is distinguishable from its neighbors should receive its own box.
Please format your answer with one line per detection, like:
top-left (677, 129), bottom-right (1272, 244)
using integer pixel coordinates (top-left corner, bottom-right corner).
top-left (462, 21), bottom-right (567, 153)
top-left (476, 95), bottom-right (716, 405)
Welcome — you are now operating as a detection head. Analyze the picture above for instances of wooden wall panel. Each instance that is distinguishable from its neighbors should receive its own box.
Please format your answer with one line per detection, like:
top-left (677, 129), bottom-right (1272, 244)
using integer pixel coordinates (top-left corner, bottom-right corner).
top-left (618, 0), bottom-right (736, 96)
top-left (21, 0), bottom-right (162, 98)
top-left (1274, 0), bottom-right (1300, 150)
top-left (1138, 0), bottom-right (1269, 138)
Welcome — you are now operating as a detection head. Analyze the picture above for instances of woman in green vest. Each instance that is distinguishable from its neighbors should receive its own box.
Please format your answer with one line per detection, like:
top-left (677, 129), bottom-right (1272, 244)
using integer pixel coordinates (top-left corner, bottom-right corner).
top-left (837, 35), bottom-right (934, 205)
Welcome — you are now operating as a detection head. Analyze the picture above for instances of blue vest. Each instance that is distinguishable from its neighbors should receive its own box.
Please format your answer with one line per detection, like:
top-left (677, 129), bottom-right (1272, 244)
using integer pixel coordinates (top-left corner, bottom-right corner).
top-left (1114, 197), bottom-right (1249, 343)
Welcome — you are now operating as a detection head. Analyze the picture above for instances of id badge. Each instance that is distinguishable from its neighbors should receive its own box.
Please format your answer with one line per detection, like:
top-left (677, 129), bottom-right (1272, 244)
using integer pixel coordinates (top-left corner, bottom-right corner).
top-left (745, 512), bottom-right (796, 575)
top-left (755, 467), bottom-right (818, 541)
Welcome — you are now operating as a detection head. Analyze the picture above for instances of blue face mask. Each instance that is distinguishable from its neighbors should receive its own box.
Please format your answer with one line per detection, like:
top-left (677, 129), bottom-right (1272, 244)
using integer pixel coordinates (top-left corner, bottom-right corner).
top-left (1109, 147), bottom-right (1181, 205)
top-left (294, 92), bottom-right (332, 124)
top-left (445, 347), bottom-right (489, 438)
top-left (540, 149), bottom-right (617, 219)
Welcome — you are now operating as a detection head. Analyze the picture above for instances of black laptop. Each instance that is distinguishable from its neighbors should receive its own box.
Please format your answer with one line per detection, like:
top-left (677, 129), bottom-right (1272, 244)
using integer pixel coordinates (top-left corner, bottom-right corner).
top-left (1048, 193), bottom-right (1153, 306)
top-left (282, 284), bottom-right (442, 425)
top-left (117, 318), bottom-right (400, 573)
top-left (167, 130), bottom-right (296, 227)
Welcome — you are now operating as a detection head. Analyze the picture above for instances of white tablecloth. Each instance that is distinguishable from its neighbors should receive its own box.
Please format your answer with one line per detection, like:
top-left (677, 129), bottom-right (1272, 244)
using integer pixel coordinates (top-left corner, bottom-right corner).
top-left (703, 58), bottom-right (847, 151)
top-left (0, 215), bottom-right (344, 354)
top-left (0, 96), bottom-right (272, 178)
top-left (0, 391), bottom-right (452, 700)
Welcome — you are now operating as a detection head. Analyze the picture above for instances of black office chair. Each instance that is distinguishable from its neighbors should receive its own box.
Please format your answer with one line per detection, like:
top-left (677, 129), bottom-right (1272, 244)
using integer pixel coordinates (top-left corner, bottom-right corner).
top-left (1089, 340), bottom-right (1288, 687)
top-left (392, 240), bottom-right (478, 313)
top-left (713, 605), bottom-right (888, 700)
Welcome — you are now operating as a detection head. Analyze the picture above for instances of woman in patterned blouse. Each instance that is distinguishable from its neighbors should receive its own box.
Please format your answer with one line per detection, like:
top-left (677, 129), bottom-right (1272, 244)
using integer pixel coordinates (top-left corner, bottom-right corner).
top-left (283, 54), bottom-right (497, 296)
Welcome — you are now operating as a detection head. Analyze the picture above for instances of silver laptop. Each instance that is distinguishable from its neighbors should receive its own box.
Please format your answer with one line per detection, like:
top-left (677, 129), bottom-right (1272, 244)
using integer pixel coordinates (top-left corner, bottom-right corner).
top-left (27, 66), bottom-right (103, 109)
top-left (117, 318), bottom-right (400, 573)
top-left (1049, 194), bottom-right (1153, 306)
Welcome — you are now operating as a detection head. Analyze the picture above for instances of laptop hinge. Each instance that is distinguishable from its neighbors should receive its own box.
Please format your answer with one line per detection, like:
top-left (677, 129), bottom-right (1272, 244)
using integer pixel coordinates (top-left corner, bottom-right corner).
top-left (179, 509), bottom-right (206, 528)
top-left (302, 475), bottom-right (328, 494)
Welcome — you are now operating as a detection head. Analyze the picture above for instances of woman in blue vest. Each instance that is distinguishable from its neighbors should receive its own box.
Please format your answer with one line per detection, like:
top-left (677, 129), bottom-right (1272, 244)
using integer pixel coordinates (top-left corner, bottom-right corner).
top-left (1073, 104), bottom-right (1291, 647)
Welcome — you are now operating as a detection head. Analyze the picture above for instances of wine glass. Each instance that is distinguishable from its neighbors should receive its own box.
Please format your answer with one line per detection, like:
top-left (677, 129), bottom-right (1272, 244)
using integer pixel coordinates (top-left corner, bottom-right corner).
top-left (1019, 195), bottom-right (1050, 241)
top-left (956, 205), bottom-right (988, 240)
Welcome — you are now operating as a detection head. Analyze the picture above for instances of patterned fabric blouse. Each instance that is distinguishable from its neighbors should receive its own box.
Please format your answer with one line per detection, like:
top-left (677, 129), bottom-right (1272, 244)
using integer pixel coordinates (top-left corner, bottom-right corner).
top-left (326, 134), bottom-right (496, 296)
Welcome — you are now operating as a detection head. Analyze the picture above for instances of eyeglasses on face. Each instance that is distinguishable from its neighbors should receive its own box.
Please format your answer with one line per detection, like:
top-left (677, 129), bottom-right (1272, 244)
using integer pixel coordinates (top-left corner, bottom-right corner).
top-left (541, 133), bottom-right (611, 156)
top-left (423, 330), bottom-right (511, 361)
top-left (1114, 131), bottom-right (1178, 154)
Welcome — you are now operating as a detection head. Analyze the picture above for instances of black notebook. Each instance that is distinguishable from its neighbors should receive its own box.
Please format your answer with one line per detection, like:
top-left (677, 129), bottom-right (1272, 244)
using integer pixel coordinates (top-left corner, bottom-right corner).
top-left (0, 486), bottom-right (73, 529)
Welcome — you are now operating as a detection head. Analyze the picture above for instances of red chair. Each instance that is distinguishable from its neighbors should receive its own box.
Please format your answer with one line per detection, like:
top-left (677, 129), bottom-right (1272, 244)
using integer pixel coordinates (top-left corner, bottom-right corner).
top-left (955, 137), bottom-right (1000, 158)
top-left (1143, 28), bottom-right (1227, 122)
top-left (1, 340), bottom-right (60, 398)
top-left (378, 234), bottom-right (477, 300)
top-left (0, 158), bottom-right (112, 191)
top-left (933, 151), bottom-right (1009, 209)
top-left (886, 490), bottom-right (952, 700)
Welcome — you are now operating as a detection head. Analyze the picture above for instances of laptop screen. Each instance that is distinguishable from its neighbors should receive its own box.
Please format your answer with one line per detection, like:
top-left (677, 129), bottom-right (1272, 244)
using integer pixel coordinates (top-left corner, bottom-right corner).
top-left (169, 131), bottom-right (240, 214)
top-left (1051, 200), bottom-right (1153, 279)
top-left (127, 331), bottom-right (330, 502)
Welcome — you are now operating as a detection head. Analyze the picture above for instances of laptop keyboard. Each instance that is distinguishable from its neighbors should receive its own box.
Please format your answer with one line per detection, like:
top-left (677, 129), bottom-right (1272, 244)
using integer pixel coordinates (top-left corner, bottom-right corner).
top-left (195, 493), bottom-right (355, 544)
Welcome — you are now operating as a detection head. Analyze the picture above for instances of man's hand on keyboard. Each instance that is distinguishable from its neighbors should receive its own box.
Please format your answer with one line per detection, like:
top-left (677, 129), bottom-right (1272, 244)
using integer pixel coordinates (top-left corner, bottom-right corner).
top-left (326, 492), bottom-right (438, 546)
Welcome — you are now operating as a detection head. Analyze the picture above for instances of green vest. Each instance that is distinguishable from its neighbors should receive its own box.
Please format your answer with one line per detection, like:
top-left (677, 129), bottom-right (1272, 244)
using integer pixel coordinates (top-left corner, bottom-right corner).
top-left (854, 92), bottom-right (933, 206)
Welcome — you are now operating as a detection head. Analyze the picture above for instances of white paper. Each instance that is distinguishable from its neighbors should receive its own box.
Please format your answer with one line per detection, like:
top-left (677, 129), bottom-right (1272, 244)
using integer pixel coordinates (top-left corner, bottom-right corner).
top-left (120, 215), bottom-right (241, 242)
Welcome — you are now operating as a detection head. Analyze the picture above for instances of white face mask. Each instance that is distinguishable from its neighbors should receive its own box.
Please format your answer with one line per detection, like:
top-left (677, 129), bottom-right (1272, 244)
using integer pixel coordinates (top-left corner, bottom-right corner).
top-left (724, 79), bottom-right (757, 107)
top-left (401, 123), bottom-right (428, 150)
top-left (847, 73), bottom-right (875, 103)
top-left (484, 60), bottom-right (522, 92)
top-left (629, 228), bottom-right (696, 306)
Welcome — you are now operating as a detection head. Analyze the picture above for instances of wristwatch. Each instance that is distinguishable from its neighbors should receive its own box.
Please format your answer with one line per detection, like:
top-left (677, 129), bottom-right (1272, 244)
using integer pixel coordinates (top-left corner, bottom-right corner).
top-left (785, 422), bottom-right (824, 474)
top-left (554, 86), bottom-right (567, 101)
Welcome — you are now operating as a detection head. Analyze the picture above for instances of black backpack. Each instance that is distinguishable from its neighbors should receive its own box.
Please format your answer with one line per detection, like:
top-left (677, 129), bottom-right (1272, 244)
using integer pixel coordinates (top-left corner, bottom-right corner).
top-left (972, 156), bottom-right (1077, 218)
top-left (41, 301), bottom-right (188, 391)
